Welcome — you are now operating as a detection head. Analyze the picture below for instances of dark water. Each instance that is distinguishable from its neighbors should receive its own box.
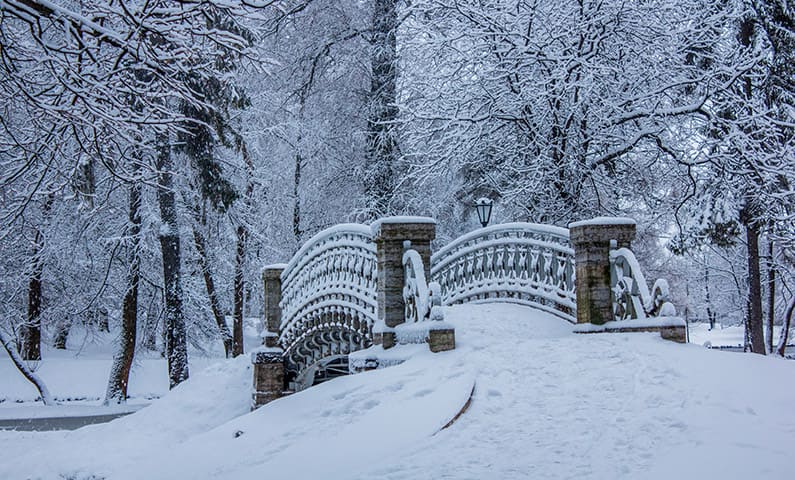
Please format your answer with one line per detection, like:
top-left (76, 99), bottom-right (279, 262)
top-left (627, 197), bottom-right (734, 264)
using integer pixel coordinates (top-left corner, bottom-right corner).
top-left (0, 411), bottom-right (134, 431)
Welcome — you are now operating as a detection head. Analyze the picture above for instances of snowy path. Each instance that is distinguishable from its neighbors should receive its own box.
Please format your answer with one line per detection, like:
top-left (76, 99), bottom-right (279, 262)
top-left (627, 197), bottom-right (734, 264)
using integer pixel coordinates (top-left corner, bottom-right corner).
top-left (358, 305), bottom-right (795, 479)
top-left (1, 304), bottom-right (794, 479)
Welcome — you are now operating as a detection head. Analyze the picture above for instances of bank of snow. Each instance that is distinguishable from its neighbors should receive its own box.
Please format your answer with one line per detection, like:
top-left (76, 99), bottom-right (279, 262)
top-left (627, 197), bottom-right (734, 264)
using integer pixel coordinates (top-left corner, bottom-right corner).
top-left (1, 304), bottom-right (794, 479)
top-left (0, 321), bottom-right (262, 407)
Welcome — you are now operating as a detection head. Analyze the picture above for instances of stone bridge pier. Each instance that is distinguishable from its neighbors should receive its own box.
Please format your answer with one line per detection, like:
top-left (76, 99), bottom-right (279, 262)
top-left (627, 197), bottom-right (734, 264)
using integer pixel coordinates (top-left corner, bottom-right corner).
top-left (372, 218), bottom-right (436, 349)
top-left (569, 218), bottom-right (636, 325)
top-left (252, 264), bottom-right (287, 409)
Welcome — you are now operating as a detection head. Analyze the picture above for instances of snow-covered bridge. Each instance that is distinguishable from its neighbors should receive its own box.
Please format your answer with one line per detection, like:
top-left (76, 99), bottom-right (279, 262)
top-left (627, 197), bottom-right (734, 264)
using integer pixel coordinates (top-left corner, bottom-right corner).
top-left (252, 216), bottom-right (684, 407)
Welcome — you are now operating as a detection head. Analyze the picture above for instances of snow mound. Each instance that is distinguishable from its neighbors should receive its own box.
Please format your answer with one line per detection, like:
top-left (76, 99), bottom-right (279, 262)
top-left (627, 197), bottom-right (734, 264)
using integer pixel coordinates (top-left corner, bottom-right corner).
top-left (1, 303), bottom-right (794, 480)
top-left (147, 355), bottom-right (474, 480)
top-left (0, 355), bottom-right (253, 480)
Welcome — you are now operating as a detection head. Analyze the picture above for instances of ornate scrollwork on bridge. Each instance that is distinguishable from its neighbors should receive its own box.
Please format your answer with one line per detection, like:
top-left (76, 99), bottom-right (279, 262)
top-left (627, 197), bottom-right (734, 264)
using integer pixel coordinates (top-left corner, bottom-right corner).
top-left (403, 249), bottom-right (431, 324)
top-left (610, 247), bottom-right (676, 321)
top-left (278, 224), bottom-right (378, 388)
top-left (430, 223), bottom-right (576, 323)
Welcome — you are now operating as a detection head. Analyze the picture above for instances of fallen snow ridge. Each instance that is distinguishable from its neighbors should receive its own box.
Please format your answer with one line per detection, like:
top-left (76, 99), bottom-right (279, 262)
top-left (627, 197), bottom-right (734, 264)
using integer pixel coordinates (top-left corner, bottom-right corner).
top-left (1, 304), bottom-right (794, 479)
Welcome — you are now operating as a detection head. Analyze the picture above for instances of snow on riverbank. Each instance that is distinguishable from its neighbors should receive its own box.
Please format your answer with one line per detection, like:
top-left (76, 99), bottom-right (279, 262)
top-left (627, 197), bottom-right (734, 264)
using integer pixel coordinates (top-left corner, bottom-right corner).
top-left (0, 355), bottom-right (253, 479)
top-left (1, 322), bottom-right (261, 407)
top-left (687, 322), bottom-right (785, 348)
top-left (1, 304), bottom-right (794, 479)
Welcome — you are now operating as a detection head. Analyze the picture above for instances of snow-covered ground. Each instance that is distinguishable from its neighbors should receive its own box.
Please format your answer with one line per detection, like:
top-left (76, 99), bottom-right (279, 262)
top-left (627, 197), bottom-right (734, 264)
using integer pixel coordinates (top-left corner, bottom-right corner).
top-left (1, 322), bottom-right (261, 409)
top-left (687, 322), bottom-right (785, 348)
top-left (1, 304), bottom-right (794, 479)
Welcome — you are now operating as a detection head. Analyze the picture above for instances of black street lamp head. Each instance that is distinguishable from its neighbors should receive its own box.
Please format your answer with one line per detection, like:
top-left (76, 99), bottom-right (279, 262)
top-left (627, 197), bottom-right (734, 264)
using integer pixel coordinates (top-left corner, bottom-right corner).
top-left (474, 197), bottom-right (493, 228)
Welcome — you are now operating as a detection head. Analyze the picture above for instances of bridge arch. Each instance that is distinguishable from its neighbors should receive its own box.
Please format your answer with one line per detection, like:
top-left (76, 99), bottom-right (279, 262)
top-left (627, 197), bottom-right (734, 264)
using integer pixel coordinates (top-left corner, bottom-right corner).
top-left (278, 224), bottom-right (377, 389)
top-left (431, 222), bottom-right (576, 323)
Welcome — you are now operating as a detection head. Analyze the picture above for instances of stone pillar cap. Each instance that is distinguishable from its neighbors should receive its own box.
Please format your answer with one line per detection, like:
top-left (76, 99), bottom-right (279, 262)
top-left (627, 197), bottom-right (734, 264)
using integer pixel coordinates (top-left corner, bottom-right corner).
top-left (262, 263), bottom-right (287, 280)
top-left (371, 216), bottom-right (436, 234)
top-left (251, 348), bottom-right (284, 364)
top-left (262, 263), bottom-right (288, 272)
top-left (568, 216), bottom-right (636, 228)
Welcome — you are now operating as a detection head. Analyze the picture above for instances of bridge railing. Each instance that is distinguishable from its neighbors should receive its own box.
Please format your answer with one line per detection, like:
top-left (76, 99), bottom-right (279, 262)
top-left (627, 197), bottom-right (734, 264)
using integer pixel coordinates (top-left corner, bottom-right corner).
top-left (610, 247), bottom-right (676, 320)
top-left (277, 224), bottom-right (378, 386)
top-left (403, 249), bottom-right (430, 324)
top-left (430, 223), bottom-right (576, 323)
top-left (398, 248), bottom-right (452, 350)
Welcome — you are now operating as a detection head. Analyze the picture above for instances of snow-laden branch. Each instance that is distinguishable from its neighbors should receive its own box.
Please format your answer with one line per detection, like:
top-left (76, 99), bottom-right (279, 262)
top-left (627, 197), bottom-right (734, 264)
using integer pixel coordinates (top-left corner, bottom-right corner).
top-left (0, 329), bottom-right (54, 405)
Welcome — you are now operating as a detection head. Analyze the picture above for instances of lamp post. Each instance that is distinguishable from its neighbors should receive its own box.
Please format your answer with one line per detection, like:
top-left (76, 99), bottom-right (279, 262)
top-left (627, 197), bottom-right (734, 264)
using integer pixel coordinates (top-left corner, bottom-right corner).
top-left (474, 197), bottom-right (493, 228)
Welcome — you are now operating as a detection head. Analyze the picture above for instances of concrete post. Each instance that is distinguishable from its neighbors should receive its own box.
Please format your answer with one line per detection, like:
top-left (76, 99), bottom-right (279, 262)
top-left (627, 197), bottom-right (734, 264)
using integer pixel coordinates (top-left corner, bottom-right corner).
top-left (372, 217), bottom-right (436, 348)
top-left (569, 217), bottom-right (636, 325)
top-left (252, 264), bottom-right (287, 410)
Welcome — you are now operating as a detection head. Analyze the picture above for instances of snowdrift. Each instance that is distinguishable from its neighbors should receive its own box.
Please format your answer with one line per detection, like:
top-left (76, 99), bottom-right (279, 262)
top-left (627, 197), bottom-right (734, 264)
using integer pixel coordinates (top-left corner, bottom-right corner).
top-left (1, 304), bottom-right (794, 480)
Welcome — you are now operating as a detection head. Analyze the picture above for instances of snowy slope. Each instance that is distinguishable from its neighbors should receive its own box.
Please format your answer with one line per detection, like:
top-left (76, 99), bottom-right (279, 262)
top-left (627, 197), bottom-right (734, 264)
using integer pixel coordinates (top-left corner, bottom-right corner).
top-left (0, 321), bottom-right (262, 405)
top-left (1, 304), bottom-right (794, 479)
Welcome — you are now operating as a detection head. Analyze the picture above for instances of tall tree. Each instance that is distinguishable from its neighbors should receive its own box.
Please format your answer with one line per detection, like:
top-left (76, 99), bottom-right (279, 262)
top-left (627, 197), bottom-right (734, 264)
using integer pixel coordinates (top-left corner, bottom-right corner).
top-left (363, 0), bottom-right (400, 218)
top-left (155, 133), bottom-right (189, 388)
top-left (105, 163), bottom-right (143, 404)
top-left (19, 195), bottom-right (53, 360)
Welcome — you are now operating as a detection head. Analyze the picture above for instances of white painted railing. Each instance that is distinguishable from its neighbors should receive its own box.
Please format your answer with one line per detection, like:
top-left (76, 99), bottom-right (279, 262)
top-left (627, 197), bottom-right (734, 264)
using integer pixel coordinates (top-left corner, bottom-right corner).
top-left (403, 249), bottom-right (433, 323)
top-left (399, 248), bottom-right (446, 344)
top-left (610, 247), bottom-right (676, 320)
top-left (279, 224), bottom-right (377, 377)
top-left (431, 223), bottom-right (576, 323)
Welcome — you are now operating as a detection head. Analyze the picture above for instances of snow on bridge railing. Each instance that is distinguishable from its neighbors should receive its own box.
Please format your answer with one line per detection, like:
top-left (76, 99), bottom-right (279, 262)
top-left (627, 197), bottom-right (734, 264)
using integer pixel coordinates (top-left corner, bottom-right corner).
top-left (399, 248), bottom-right (449, 344)
top-left (403, 249), bottom-right (430, 325)
top-left (430, 223), bottom-right (576, 323)
top-left (610, 247), bottom-right (676, 321)
top-left (278, 224), bottom-right (378, 374)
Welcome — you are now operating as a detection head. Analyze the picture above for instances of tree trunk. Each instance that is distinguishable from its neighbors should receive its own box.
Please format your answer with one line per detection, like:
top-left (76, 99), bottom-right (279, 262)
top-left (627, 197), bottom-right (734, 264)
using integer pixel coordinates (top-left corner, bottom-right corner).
top-left (19, 195), bottom-right (53, 360)
top-left (704, 260), bottom-right (716, 330)
top-left (231, 140), bottom-right (255, 358)
top-left (293, 149), bottom-right (302, 247)
top-left (155, 134), bottom-right (189, 388)
top-left (736, 17), bottom-right (766, 355)
top-left (20, 239), bottom-right (44, 360)
top-left (1, 330), bottom-right (54, 405)
top-left (364, 0), bottom-right (399, 218)
top-left (765, 239), bottom-right (775, 353)
top-left (142, 290), bottom-right (161, 352)
top-left (105, 179), bottom-right (142, 404)
top-left (191, 223), bottom-right (232, 357)
top-left (52, 318), bottom-right (72, 350)
top-left (776, 295), bottom-right (793, 357)
top-left (233, 224), bottom-right (245, 357)
top-left (744, 222), bottom-right (766, 354)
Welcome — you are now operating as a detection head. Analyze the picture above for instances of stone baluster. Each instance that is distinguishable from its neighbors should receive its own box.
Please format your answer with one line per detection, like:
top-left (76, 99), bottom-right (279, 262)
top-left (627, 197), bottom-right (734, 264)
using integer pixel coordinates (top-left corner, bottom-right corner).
top-left (568, 218), bottom-right (636, 325)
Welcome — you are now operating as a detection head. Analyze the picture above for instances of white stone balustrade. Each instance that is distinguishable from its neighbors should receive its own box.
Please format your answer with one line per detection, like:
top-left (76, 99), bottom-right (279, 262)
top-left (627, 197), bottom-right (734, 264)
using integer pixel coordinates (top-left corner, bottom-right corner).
top-left (430, 222), bottom-right (576, 323)
top-left (278, 224), bottom-right (378, 385)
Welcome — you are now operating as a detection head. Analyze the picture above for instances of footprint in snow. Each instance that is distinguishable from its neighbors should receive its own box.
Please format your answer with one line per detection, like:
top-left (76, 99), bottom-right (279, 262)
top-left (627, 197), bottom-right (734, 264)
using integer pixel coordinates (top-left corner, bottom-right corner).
top-left (386, 382), bottom-right (405, 392)
top-left (332, 387), bottom-right (362, 400)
